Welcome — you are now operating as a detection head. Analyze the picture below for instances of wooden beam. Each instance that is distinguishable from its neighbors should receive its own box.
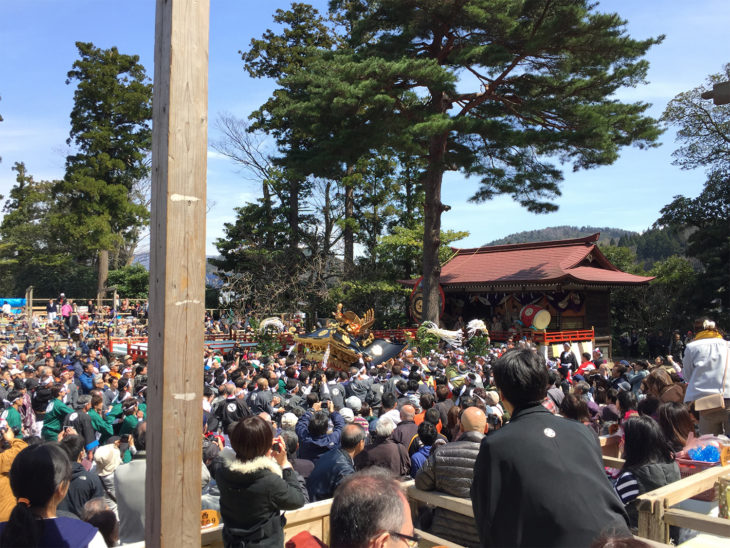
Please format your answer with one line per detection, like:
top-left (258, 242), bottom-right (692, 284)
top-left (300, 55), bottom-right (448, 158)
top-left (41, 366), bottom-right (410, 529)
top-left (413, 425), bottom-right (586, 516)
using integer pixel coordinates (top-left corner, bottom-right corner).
top-left (663, 508), bottom-right (730, 537)
top-left (147, 0), bottom-right (209, 546)
top-left (643, 465), bottom-right (730, 508)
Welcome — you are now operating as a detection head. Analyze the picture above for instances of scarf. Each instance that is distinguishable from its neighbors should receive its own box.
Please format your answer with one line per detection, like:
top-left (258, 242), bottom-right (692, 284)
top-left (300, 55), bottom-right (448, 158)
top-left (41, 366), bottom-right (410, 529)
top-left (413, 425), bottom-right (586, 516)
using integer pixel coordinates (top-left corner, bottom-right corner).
top-left (692, 329), bottom-right (724, 341)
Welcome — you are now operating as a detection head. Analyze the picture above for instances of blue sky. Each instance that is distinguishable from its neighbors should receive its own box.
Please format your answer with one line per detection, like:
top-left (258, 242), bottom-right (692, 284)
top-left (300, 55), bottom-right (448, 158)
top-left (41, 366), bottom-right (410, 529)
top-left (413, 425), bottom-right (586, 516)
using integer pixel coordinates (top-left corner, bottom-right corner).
top-left (0, 0), bottom-right (728, 255)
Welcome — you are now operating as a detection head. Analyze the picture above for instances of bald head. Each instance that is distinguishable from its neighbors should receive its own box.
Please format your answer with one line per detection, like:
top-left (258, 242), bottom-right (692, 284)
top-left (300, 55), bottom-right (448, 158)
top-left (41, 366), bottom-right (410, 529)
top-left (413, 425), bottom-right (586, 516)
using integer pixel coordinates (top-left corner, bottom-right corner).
top-left (400, 404), bottom-right (416, 422)
top-left (460, 407), bottom-right (487, 434)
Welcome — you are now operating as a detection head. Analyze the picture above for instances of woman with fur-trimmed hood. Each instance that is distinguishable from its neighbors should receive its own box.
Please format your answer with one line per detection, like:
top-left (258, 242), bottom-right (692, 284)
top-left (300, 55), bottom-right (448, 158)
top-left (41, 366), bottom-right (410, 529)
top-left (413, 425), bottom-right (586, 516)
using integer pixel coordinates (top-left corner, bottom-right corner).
top-left (216, 415), bottom-right (306, 547)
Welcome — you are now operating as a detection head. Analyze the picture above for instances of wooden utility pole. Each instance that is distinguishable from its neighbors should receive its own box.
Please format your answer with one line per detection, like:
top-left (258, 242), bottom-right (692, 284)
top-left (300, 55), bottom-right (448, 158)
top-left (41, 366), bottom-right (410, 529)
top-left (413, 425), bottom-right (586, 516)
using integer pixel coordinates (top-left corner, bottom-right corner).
top-left (147, 0), bottom-right (209, 546)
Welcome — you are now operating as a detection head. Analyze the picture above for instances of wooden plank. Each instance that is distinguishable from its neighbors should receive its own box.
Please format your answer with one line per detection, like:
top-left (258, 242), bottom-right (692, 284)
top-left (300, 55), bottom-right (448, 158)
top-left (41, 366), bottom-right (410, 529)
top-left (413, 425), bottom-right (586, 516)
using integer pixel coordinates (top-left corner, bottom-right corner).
top-left (663, 508), bottom-right (730, 538)
top-left (146, 0), bottom-right (209, 546)
top-left (406, 486), bottom-right (474, 518)
top-left (414, 528), bottom-right (464, 548)
top-left (644, 465), bottom-right (730, 507)
top-left (602, 456), bottom-right (625, 468)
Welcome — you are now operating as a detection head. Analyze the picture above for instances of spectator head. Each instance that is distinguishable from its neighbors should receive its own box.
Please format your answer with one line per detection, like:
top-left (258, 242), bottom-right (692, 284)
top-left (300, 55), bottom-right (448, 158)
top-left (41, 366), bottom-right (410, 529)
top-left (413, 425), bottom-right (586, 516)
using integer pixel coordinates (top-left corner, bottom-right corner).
top-left (280, 412), bottom-right (298, 431)
top-left (94, 444), bottom-right (122, 477)
top-left (424, 408), bottom-right (440, 426)
top-left (400, 405), bottom-right (416, 422)
top-left (308, 411), bottom-right (330, 438)
top-left (76, 394), bottom-right (92, 411)
top-left (622, 415), bottom-right (674, 469)
top-left (381, 393), bottom-right (397, 411)
top-left (435, 384), bottom-right (450, 402)
top-left (417, 422), bottom-right (438, 446)
top-left (492, 349), bottom-right (548, 412)
top-left (60, 435), bottom-right (85, 463)
top-left (305, 392), bottom-right (320, 408)
top-left (419, 393), bottom-right (434, 411)
top-left (657, 402), bottom-right (694, 451)
top-left (339, 407), bottom-right (355, 423)
top-left (279, 430), bottom-right (299, 460)
top-left (341, 424), bottom-right (366, 455)
top-left (375, 417), bottom-right (396, 439)
top-left (1, 444), bottom-right (72, 547)
top-left (345, 395), bottom-right (362, 412)
top-left (574, 381), bottom-right (591, 397)
top-left (133, 421), bottom-right (147, 451)
top-left (559, 394), bottom-right (591, 423)
top-left (460, 406), bottom-right (487, 434)
top-left (637, 396), bottom-right (660, 418)
top-left (330, 468), bottom-right (414, 548)
top-left (617, 391), bottom-right (638, 415)
top-left (229, 416), bottom-right (273, 462)
top-left (83, 502), bottom-right (119, 547)
top-left (256, 377), bottom-right (269, 391)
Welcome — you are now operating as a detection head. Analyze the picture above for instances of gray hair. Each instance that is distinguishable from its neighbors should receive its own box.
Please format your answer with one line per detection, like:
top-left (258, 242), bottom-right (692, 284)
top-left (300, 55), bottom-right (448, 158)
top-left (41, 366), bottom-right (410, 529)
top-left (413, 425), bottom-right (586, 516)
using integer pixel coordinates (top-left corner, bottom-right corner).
top-left (330, 468), bottom-right (406, 548)
top-left (375, 417), bottom-right (396, 438)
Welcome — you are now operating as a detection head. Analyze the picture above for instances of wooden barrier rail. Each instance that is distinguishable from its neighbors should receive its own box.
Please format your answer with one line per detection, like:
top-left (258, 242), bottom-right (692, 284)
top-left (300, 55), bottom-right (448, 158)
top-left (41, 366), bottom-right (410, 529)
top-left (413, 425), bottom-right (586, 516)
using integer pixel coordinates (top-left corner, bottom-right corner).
top-left (196, 455), bottom-right (634, 548)
top-left (637, 464), bottom-right (730, 543)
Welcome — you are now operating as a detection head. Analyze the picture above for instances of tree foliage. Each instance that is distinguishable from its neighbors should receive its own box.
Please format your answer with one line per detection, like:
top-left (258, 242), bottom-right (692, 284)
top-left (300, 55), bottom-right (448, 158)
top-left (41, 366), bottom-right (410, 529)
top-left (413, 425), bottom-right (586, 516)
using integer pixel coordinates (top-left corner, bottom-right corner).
top-left (106, 263), bottom-right (149, 299)
top-left (54, 42), bottom-right (152, 263)
top-left (661, 63), bottom-right (730, 172)
top-left (253, 0), bottom-right (664, 321)
top-left (658, 64), bottom-right (730, 323)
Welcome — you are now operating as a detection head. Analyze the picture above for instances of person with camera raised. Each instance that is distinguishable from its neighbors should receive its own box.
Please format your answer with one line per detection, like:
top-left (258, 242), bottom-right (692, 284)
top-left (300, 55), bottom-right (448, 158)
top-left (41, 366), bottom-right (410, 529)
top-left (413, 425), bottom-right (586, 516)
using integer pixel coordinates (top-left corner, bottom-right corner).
top-left (216, 415), bottom-right (305, 547)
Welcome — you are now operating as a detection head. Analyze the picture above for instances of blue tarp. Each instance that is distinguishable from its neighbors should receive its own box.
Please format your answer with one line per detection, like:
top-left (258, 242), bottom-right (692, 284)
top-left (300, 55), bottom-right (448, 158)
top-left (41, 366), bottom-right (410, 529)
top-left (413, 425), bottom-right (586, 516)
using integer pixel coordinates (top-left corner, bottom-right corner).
top-left (0, 298), bottom-right (26, 314)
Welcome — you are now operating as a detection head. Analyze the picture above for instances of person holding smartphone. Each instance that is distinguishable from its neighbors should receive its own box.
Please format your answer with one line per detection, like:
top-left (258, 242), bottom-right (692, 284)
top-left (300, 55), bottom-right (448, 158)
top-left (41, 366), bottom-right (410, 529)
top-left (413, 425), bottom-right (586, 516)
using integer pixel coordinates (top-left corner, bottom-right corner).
top-left (216, 416), bottom-right (305, 547)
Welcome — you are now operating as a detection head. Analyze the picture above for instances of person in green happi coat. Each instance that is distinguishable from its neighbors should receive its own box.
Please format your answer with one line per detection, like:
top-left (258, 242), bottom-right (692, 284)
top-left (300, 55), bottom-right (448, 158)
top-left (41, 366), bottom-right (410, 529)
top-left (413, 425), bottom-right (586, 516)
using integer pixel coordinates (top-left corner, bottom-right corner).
top-left (41, 384), bottom-right (72, 441)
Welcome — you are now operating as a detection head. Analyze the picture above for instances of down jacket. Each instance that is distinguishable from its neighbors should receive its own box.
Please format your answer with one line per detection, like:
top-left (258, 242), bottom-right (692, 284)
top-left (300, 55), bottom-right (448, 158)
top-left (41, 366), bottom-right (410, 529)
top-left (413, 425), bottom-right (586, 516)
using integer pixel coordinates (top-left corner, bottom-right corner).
top-left (216, 452), bottom-right (306, 548)
top-left (415, 430), bottom-right (483, 547)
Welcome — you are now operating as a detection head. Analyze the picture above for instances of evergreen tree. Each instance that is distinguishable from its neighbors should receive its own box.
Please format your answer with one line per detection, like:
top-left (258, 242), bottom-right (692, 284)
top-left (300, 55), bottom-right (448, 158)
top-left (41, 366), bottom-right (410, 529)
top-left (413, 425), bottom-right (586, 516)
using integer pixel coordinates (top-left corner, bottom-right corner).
top-left (53, 42), bottom-right (152, 296)
top-left (262, 0), bottom-right (663, 322)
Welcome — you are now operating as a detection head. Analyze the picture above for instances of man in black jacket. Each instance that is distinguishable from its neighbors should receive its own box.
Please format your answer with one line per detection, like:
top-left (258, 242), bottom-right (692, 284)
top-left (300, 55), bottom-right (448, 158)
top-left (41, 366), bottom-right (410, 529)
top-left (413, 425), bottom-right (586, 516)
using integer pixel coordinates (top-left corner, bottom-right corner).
top-left (57, 434), bottom-right (105, 518)
top-left (471, 349), bottom-right (631, 547)
top-left (306, 424), bottom-right (365, 501)
top-left (215, 383), bottom-right (251, 434)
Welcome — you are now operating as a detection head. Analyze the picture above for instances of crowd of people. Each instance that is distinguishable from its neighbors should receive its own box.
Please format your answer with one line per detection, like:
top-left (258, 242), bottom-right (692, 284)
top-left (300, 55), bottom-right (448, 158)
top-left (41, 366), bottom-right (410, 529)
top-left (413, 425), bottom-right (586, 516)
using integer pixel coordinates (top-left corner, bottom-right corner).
top-left (1, 298), bottom-right (729, 547)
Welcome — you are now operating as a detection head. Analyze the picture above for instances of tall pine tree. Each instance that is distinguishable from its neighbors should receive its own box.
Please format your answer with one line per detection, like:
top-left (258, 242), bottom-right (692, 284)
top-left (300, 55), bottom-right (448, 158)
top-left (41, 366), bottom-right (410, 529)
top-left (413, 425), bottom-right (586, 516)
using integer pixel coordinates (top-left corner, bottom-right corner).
top-left (54, 42), bottom-right (152, 296)
top-left (257, 0), bottom-right (663, 322)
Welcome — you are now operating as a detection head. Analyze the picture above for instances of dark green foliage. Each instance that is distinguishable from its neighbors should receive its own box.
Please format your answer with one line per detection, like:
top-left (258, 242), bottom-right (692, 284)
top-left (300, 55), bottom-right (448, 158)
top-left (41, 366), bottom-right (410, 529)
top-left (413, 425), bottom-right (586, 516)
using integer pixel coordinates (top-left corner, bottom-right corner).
top-left (657, 64), bottom-right (730, 324)
top-left (54, 42), bottom-right (152, 260)
top-left (656, 172), bottom-right (729, 323)
top-left (415, 322), bottom-right (440, 355)
top-left (106, 264), bottom-right (149, 299)
top-left (0, 162), bottom-right (96, 296)
top-left (255, 0), bottom-right (663, 321)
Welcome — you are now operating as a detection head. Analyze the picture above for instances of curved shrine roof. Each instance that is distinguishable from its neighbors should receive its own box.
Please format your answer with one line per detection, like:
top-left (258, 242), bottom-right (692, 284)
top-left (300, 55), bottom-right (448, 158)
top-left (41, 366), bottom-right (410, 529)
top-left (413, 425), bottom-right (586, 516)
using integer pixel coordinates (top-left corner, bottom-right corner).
top-left (437, 233), bottom-right (654, 288)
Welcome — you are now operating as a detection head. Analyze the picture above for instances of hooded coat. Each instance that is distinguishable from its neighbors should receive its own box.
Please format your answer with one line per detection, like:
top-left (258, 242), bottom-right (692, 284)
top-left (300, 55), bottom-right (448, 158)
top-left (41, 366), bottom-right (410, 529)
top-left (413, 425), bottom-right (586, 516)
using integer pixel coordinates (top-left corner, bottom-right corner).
top-left (216, 452), bottom-right (306, 548)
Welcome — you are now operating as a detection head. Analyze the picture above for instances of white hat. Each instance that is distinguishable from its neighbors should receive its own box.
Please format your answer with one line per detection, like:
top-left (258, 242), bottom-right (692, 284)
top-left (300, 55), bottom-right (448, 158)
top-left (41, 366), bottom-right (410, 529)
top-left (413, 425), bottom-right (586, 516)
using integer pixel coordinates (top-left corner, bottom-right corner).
top-left (94, 444), bottom-right (122, 477)
top-left (339, 407), bottom-right (354, 423)
top-left (345, 395), bottom-right (362, 412)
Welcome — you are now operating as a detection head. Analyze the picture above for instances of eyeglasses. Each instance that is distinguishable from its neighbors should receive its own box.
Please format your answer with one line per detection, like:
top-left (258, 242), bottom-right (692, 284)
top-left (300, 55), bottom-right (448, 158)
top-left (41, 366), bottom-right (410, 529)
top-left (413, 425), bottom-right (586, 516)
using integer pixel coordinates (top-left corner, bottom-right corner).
top-left (388, 531), bottom-right (421, 548)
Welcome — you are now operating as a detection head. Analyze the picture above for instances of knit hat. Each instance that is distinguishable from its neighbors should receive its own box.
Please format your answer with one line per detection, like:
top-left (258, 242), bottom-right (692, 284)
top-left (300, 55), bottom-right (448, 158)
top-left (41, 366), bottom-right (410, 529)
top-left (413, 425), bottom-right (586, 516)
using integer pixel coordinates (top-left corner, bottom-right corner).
top-left (94, 444), bottom-right (122, 477)
top-left (345, 395), bottom-right (362, 412)
top-left (339, 407), bottom-right (355, 423)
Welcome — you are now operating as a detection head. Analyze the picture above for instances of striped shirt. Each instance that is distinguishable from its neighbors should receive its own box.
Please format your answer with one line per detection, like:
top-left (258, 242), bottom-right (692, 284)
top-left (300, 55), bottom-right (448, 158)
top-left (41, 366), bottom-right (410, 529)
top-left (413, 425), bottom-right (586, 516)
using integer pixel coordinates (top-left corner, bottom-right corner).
top-left (614, 471), bottom-right (640, 504)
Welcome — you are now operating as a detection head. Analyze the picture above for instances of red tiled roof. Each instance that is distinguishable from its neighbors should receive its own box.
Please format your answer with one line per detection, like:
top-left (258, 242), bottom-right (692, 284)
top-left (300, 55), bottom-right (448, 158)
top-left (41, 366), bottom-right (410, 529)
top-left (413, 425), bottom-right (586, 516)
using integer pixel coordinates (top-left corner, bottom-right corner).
top-left (437, 233), bottom-right (653, 287)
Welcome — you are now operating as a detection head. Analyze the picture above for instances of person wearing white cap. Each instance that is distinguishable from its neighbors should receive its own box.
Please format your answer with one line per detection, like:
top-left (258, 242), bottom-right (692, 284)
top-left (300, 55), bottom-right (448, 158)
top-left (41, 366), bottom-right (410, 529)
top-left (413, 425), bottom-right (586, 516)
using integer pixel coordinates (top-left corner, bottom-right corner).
top-left (94, 443), bottom-right (122, 515)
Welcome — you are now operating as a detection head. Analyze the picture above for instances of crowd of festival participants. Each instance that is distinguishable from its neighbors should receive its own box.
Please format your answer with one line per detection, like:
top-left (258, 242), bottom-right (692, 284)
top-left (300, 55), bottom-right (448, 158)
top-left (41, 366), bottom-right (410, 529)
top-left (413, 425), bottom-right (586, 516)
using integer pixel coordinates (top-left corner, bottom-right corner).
top-left (0, 297), bottom-right (729, 547)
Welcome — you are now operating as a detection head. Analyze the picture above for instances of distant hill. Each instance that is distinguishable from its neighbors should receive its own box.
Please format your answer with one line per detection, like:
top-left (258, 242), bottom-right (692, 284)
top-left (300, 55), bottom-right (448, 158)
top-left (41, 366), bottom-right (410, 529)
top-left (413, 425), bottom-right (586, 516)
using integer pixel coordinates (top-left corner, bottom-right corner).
top-left (484, 226), bottom-right (638, 246)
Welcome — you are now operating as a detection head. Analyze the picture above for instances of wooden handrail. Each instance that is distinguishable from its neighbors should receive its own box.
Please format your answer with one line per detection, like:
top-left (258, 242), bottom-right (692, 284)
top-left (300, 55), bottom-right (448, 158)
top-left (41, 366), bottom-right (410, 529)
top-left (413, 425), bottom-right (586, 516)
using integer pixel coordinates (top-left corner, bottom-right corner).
top-left (637, 464), bottom-right (730, 543)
